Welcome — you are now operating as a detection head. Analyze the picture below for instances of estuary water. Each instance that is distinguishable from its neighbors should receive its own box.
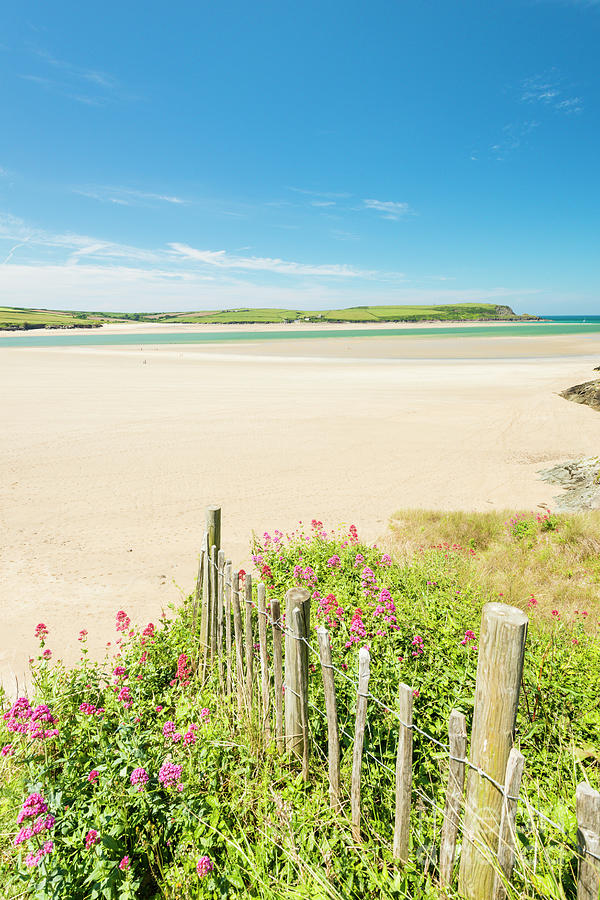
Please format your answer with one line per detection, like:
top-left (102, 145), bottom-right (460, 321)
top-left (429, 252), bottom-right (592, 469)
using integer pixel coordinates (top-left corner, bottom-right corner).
top-left (2, 320), bottom-right (600, 348)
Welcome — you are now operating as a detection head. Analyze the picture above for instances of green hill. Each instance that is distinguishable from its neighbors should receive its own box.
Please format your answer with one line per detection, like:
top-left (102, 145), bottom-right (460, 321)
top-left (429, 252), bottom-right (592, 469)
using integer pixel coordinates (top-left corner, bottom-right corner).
top-left (0, 303), bottom-right (537, 330)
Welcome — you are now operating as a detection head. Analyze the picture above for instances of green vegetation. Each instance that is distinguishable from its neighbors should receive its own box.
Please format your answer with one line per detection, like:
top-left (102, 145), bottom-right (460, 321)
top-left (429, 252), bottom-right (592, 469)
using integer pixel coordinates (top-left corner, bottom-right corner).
top-left (0, 303), bottom-right (537, 330)
top-left (1, 511), bottom-right (599, 898)
top-left (0, 307), bottom-right (105, 330)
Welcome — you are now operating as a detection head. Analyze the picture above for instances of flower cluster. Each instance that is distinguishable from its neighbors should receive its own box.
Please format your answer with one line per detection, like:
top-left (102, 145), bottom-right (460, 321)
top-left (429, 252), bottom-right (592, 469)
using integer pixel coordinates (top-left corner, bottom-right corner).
top-left (197, 855), bottom-right (214, 877)
top-left (158, 760), bottom-right (183, 789)
top-left (115, 610), bottom-right (131, 632)
top-left (460, 630), bottom-right (477, 648)
top-left (173, 653), bottom-right (191, 687)
top-left (25, 841), bottom-right (53, 868)
top-left (3, 698), bottom-right (59, 741)
top-left (346, 609), bottom-right (367, 646)
top-left (130, 767), bottom-right (149, 791)
top-left (14, 793), bottom-right (56, 867)
top-left (34, 623), bottom-right (49, 641)
top-left (411, 635), bottom-right (424, 656)
top-left (293, 564), bottom-right (317, 587)
top-left (85, 829), bottom-right (99, 848)
top-left (79, 702), bottom-right (104, 716)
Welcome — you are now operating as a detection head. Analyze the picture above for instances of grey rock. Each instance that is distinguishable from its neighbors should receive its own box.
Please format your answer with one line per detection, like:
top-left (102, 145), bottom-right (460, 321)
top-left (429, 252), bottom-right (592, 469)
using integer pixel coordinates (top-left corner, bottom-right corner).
top-left (538, 457), bottom-right (600, 511)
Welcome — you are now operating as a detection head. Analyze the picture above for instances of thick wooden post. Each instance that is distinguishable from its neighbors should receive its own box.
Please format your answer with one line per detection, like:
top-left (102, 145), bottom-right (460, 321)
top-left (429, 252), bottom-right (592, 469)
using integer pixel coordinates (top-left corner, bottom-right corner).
top-left (459, 603), bottom-right (528, 900)
top-left (317, 625), bottom-right (341, 811)
top-left (393, 683), bottom-right (413, 863)
top-left (439, 709), bottom-right (467, 885)
top-left (231, 571), bottom-right (245, 718)
top-left (293, 607), bottom-right (310, 780)
top-left (244, 574), bottom-right (254, 710)
top-left (576, 783), bottom-right (600, 900)
top-left (493, 748), bottom-right (525, 900)
top-left (205, 505), bottom-right (221, 556)
top-left (351, 647), bottom-right (370, 842)
top-left (257, 583), bottom-right (271, 741)
top-left (224, 560), bottom-right (233, 696)
top-left (284, 587), bottom-right (310, 758)
top-left (271, 598), bottom-right (284, 750)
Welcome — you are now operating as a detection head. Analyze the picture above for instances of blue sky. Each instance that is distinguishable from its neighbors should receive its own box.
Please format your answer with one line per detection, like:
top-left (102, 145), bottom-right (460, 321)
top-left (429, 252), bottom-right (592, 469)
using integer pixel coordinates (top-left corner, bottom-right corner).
top-left (1, 0), bottom-right (599, 314)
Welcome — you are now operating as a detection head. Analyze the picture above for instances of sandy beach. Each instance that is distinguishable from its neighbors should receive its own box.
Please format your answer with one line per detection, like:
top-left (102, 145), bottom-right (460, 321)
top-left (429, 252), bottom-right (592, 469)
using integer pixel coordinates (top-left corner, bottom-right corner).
top-left (1, 326), bottom-right (600, 688)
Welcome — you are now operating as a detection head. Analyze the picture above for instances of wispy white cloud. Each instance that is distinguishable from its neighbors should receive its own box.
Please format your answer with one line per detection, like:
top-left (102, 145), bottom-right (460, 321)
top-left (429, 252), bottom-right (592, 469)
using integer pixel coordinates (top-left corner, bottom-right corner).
top-left (362, 199), bottom-right (411, 220)
top-left (490, 120), bottom-right (539, 160)
top-left (310, 200), bottom-right (336, 207)
top-left (74, 186), bottom-right (187, 206)
top-left (20, 47), bottom-right (127, 105)
top-left (520, 72), bottom-right (583, 114)
top-left (168, 243), bottom-right (374, 277)
top-left (288, 187), bottom-right (352, 200)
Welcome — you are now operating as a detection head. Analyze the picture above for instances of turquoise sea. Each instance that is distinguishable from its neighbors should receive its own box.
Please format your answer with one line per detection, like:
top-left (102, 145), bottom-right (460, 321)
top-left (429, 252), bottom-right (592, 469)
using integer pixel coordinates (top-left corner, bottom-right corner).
top-left (1, 318), bottom-right (600, 348)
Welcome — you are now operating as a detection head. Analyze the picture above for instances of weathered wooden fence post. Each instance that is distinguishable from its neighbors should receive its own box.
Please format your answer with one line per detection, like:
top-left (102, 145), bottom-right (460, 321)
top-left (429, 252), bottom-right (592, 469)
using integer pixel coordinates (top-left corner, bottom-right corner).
top-left (393, 683), bottom-right (413, 863)
top-left (200, 507), bottom-right (221, 667)
top-left (231, 571), bottom-right (245, 718)
top-left (209, 544), bottom-right (218, 661)
top-left (439, 709), bottom-right (467, 885)
top-left (493, 748), bottom-right (525, 900)
top-left (458, 603), bottom-right (528, 900)
top-left (216, 550), bottom-right (225, 692)
top-left (351, 647), bottom-right (370, 842)
top-left (317, 625), bottom-right (341, 811)
top-left (192, 534), bottom-right (206, 639)
top-left (293, 607), bottom-right (310, 780)
top-left (284, 587), bottom-right (310, 759)
top-left (224, 560), bottom-right (233, 696)
top-left (244, 574), bottom-right (254, 711)
top-left (257, 582), bottom-right (271, 741)
top-left (576, 782), bottom-right (600, 900)
top-left (271, 598), bottom-right (284, 749)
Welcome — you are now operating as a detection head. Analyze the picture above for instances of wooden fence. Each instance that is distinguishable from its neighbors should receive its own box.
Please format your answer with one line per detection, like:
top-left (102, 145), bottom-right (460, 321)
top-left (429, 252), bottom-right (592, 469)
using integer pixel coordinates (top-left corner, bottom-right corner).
top-left (194, 506), bottom-right (600, 900)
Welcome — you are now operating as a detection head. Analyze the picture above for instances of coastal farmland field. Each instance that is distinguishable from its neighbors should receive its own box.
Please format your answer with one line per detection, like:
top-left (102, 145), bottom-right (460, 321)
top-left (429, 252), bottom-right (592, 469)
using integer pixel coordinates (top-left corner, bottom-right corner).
top-left (0, 302), bottom-right (534, 330)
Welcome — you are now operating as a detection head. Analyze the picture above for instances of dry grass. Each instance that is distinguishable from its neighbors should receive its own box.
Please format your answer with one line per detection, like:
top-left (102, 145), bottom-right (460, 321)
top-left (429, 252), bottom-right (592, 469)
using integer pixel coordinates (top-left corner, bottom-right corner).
top-left (386, 508), bottom-right (600, 627)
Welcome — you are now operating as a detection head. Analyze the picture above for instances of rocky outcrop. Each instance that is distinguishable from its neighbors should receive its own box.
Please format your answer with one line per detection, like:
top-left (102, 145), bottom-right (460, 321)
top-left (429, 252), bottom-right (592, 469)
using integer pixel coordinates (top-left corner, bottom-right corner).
top-left (538, 457), bottom-right (600, 511)
top-left (560, 379), bottom-right (600, 412)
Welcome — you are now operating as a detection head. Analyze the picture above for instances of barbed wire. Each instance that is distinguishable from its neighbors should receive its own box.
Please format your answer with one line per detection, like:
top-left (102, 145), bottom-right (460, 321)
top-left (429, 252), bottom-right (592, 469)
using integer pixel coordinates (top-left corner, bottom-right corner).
top-left (199, 551), bottom-right (600, 861)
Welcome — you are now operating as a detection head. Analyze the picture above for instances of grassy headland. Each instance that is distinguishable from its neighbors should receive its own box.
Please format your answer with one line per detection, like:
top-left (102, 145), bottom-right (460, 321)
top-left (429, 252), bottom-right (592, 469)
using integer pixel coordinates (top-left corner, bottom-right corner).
top-left (1, 510), bottom-right (598, 898)
top-left (0, 303), bottom-right (538, 330)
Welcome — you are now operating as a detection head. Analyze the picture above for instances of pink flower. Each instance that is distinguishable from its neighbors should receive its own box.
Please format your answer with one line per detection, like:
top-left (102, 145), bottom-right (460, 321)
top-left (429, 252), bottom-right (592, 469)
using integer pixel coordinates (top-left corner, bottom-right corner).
top-left (158, 760), bottom-right (183, 788)
top-left (42, 649), bottom-right (52, 660)
top-left (162, 721), bottom-right (175, 736)
top-left (326, 555), bottom-right (341, 569)
top-left (196, 855), bottom-right (214, 877)
top-left (78, 630), bottom-right (88, 642)
top-left (143, 623), bottom-right (155, 637)
top-left (130, 767), bottom-right (149, 791)
top-left (25, 840), bottom-right (53, 868)
top-left (85, 829), bottom-right (99, 848)
top-left (115, 610), bottom-right (131, 633)
top-left (551, 609), bottom-right (560, 618)
top-left (34, 623), bottom-right (49, 641)
top-left (18, 793), bottom-right (48, 825)
top-left (88, 770), bottom-right (99, 782)
top-left (119, 855), bottom-right (130, 871)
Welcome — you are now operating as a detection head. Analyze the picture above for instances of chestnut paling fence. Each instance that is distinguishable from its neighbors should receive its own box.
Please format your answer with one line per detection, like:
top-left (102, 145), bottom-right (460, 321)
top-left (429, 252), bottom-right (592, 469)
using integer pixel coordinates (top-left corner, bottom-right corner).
top-left (194, 507), bottom-right (600, 900)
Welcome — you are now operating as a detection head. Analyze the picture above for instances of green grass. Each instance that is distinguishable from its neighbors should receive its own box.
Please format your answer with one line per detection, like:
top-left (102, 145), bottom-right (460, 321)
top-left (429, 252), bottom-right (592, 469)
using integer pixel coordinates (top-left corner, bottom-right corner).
top-left (1, 512), bottom-right (598, 898)
top-left (0, 303), bottom-right (536, 330)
